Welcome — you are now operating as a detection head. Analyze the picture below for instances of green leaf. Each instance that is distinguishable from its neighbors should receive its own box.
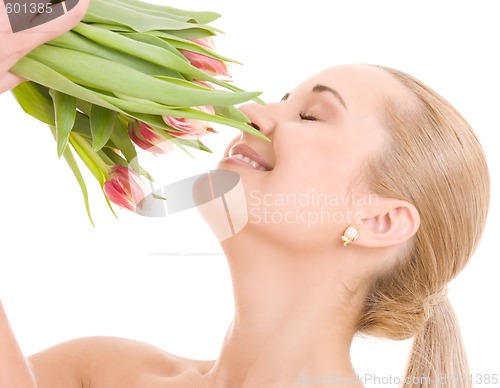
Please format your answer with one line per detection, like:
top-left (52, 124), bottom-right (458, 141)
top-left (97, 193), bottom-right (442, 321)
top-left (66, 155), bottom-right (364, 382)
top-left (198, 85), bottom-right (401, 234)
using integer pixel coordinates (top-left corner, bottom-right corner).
top-left (161, 28), bottom-right (214, 40)
top-left (69, 133), bottom-right (109, 185)
top-left (83, 23), bottom-right (135, 32)
top-left (100, 147), bottom-right (127, 166)
top-left (49, 89), bottom-right (77, 158)
top-left (10, 83), bottom-right (97, 144)
top-left (73, 111), bottom-right (93, 139)
top-left (214, 105), bottom-right (252, 123)
top-left (75, 98), bottom-right (92, 116)
top-left (117, 104), bottom-right (268, 141)
top-left (70, 23), bottom-right (244, 94)
top-left (108, 120), bottom-right (139, 172)
top-left (47, 31), bottom-right (183, 79)
top-left (170, 137), bottom-right (210, 154)
top-left (23, 45), bottom-right (261, 107)
top-left (11, 82), bottom-right (55, 125)
top-left (148, 31), bottom-right (240, 64)
top-left (105, 0), bottom-right (221, 25)
top-left (193, 139), bottom-right (212, 153)
top-left (99, 148), bottom-right (152, 181)
top-left (167, 138), bottom-right (193, 158)
top-left (11, 56), bottom-right (124, 113)
top-left (102, 191), bottom-right (118, 219)
top-left (90, 105), bottom-right (117, 151)
top-left (104, 91), bottom-right (266, 140)
top-left (104, 0), bottom-right (194, 23)
top-left (107, 92), bottom-right (183, 112)
top-left (50, 126), bottom-right (94, 226)
top-left (83, 0), bottom-right (218, 34)
top-left (71, 23), bottom-right (220, 84)
top-left (121, 32), bottom-right (187, 61)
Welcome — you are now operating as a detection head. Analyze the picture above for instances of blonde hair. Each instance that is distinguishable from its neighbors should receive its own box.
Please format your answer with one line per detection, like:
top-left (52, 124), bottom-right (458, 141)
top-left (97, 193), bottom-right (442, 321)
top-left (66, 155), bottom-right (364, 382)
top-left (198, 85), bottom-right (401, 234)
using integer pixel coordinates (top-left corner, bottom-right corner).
top-left (355, 66), bottom-right (490, 387)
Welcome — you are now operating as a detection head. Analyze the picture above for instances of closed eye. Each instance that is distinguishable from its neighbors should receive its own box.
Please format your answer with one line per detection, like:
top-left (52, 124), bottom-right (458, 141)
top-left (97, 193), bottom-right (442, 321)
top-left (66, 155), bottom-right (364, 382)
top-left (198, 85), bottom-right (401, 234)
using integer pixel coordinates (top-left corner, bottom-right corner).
top-left (299, 112), bottom-right (318, 121)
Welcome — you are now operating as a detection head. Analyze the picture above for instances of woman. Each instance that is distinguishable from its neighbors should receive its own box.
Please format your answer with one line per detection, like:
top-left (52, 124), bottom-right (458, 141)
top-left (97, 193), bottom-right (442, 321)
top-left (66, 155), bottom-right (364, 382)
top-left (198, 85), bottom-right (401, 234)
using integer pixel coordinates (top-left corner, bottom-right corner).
top-left (1, 6), bottom-right (490, 388)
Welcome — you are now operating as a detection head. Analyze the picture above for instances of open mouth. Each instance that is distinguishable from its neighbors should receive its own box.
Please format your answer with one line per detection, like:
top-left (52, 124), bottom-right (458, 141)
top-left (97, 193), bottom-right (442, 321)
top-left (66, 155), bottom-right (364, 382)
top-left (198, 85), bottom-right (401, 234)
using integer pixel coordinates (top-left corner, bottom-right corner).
top-left (228, 153), bottom-right (269, 171)
top-left (226, 144), bottom-right (273, 171)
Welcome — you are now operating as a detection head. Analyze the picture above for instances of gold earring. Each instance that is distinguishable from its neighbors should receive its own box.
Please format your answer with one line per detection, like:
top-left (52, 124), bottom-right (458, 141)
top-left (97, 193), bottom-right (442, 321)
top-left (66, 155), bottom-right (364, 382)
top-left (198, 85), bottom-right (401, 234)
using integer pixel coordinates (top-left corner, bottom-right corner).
top-left (341, 225), bottom-right (360, 246)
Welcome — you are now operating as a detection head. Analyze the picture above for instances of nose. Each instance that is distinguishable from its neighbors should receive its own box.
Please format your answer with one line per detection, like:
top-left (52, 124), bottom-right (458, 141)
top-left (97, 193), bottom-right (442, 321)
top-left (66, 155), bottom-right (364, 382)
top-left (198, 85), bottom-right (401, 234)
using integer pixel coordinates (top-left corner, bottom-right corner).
top-left (238, 102), bottom-right (281, 137)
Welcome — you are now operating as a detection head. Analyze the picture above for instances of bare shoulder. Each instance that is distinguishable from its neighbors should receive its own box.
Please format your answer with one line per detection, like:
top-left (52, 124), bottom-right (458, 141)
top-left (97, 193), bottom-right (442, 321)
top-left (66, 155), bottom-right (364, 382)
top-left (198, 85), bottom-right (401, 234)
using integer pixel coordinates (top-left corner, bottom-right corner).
top-left (29, 336), bottom-right (215, 388)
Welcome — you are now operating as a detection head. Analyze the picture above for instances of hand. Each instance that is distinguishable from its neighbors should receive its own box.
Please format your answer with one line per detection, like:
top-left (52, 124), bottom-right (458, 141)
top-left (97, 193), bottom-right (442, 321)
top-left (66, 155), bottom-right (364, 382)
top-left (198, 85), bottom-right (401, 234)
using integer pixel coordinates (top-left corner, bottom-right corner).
top-left (0, 299), bottom-right (37, 388)
top-left (0, 0), bottom-right (90, 94)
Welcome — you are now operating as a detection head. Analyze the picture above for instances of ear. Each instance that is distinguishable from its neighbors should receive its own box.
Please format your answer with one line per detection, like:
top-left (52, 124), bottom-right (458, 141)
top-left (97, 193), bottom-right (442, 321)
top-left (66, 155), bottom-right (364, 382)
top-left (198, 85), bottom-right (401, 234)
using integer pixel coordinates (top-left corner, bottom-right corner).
top-left (355, 199), bottom-right (420, 248)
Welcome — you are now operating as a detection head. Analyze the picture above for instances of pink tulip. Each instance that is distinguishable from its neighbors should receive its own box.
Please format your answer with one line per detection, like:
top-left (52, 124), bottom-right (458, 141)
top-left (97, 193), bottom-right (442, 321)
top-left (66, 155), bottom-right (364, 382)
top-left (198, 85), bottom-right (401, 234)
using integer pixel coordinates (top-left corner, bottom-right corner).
top-left (128, 121), bottom-right (174, 154)
top-left (104, 165), bottom-right (148, 212)
top-left (163, 106), bottom-right (217, 140)
top-left (181, 37), bottom-right (231, 77)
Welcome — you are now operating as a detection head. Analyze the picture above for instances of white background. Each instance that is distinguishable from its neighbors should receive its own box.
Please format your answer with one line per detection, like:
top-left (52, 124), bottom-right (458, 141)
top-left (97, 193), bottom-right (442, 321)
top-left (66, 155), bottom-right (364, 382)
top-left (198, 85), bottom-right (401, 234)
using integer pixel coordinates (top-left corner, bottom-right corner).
top-left (1, 0), bottom-right (499, 386)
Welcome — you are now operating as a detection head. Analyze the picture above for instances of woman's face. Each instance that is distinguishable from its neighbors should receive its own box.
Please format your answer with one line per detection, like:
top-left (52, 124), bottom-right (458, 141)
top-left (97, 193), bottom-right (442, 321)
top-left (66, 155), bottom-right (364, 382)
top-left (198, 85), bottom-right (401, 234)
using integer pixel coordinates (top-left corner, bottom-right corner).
top-left (217, 65), bottom-right (410, 250)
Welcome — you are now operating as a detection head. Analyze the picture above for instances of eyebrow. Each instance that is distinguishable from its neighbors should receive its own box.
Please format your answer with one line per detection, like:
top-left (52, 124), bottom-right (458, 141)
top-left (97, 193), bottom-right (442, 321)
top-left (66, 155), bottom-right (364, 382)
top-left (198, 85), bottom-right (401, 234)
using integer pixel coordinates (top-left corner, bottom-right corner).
top-left (281, 84), bottom-right (347, 111)
top-left (312, 84), bottom-right (347, 110)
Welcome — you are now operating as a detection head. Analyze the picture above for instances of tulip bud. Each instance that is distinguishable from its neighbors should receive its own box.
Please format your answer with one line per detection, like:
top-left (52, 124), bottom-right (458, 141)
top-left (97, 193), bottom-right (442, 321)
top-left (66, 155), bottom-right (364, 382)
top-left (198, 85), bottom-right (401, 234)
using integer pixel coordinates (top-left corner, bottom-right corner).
top-left (104, 165), bottom-right (148, 212)
top-left (163, 106), bottom-right (216, 140)
top-left (181, 37), bottom-right (231, 77)
top-left (128, 121), bottom-right (174, 154)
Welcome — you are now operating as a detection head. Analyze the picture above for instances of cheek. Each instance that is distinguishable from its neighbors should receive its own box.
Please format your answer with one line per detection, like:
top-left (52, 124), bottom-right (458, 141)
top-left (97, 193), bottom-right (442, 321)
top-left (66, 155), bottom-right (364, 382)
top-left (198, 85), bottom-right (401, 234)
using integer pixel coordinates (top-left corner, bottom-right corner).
top-left (242, 131), bottom-right (364, 245)
top-left (272, 135), bottom-right (346, 192)
top-left (245, 183), bottom-right (351, 252)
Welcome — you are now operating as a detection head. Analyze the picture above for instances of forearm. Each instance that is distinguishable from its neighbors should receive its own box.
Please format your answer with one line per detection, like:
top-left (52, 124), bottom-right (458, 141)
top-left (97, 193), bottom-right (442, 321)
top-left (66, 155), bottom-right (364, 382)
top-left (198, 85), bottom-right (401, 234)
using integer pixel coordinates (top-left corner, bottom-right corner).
top-left (0, 300), bottom-right (38, 388)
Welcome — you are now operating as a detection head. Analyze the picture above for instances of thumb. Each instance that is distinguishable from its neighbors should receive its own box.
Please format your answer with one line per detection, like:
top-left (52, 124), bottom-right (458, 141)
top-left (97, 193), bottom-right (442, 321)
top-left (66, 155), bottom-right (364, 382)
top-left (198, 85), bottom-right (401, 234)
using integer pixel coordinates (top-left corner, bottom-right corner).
top-left (18, 0), bottom-right (90, 52)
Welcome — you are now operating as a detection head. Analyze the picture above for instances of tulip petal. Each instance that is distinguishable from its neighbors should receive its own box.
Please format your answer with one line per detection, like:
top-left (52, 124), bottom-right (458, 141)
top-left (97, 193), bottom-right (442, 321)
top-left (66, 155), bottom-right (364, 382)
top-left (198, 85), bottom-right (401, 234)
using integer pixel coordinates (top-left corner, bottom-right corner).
top-left (104, 165), bottom-right (148, 212)
top-left (104, 180), bottom-right (135, 211)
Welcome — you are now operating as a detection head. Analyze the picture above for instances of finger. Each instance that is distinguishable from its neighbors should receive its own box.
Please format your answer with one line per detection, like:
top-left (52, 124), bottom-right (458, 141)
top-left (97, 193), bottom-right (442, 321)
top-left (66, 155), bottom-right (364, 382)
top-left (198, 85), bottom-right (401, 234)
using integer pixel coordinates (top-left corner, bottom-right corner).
top-left (0, 71), bottom-right (25, 94)
top-left (3, 0), bottom-right (40, 33)
top-left (17, 0), bottom-right (89, 52)
top-left (30, 0), bottom-right (89, 33)
top-left (4, 0), bottom-right (64, 33)
top-left (63, 0), bottom-right (80, 12)
top-left (29, 2), bottom-right (66, 30)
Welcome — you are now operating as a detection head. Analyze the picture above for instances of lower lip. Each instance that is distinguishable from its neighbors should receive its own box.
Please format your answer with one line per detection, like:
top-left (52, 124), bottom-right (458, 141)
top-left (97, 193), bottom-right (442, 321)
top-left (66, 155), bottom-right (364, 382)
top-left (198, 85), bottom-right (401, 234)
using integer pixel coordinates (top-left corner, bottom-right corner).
top-left (219, 157), bottom-right (265, 171)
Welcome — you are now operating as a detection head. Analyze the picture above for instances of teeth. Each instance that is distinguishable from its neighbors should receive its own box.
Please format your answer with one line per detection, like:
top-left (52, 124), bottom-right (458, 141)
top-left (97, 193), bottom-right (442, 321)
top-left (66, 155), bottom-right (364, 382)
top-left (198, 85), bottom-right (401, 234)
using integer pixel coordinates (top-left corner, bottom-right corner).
top-left (230, 153), bottom-right (267, 171)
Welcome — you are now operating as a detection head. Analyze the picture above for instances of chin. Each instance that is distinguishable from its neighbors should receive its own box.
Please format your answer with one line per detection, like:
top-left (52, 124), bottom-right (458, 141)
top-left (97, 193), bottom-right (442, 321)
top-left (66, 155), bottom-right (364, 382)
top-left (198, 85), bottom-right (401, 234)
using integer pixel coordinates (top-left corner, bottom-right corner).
top-left (193, 169), bottom-right (249, 242)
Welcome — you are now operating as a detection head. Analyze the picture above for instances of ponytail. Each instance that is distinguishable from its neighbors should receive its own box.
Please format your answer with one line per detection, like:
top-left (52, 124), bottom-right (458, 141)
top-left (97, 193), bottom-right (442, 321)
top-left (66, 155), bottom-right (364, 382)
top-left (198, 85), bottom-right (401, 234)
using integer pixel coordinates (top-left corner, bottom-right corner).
top-left (404, 297), bottom-right (471, 387)
top-left (360, 66), bottom-right (489, 387)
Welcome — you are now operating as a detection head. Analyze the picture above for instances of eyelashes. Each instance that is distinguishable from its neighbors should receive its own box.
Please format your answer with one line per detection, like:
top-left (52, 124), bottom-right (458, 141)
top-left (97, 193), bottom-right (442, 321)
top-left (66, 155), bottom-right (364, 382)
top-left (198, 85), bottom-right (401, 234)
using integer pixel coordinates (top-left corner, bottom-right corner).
top-left (299, 112), bottom-right (318, 121)
top-left (280, 94), bottom-right (319, 121)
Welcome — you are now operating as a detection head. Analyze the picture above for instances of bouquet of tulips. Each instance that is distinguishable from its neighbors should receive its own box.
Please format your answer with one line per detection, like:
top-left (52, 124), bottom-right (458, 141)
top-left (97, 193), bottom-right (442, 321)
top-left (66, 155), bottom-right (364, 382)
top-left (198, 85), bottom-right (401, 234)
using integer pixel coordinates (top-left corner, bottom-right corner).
top-left (10, 0), bottom-right (263, 223)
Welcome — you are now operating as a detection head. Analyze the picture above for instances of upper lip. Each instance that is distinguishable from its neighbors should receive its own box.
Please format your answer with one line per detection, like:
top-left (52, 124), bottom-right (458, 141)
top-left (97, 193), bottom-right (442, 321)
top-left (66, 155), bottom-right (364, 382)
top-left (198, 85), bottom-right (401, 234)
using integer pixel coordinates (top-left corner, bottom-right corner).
top-left (228, 143), bottom-right (273, 171)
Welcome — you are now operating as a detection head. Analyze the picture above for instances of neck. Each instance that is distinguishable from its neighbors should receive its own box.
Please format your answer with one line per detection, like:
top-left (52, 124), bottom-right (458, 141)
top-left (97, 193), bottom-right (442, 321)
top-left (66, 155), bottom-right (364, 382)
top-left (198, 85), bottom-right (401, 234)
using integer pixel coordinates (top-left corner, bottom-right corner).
top-left (204, 233), bottom-right (365, 388)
